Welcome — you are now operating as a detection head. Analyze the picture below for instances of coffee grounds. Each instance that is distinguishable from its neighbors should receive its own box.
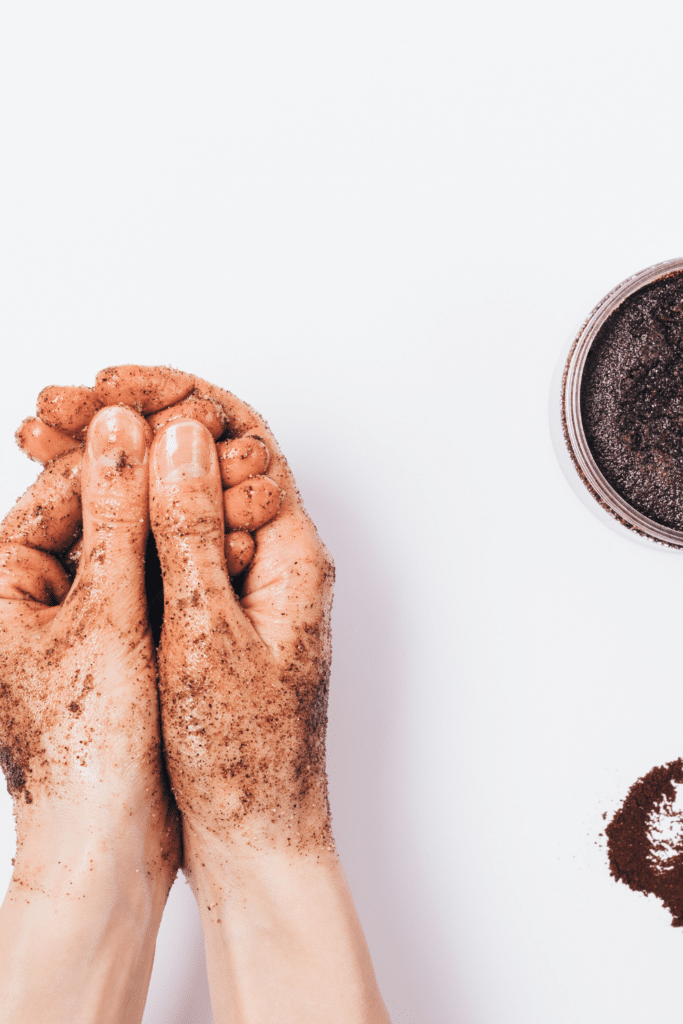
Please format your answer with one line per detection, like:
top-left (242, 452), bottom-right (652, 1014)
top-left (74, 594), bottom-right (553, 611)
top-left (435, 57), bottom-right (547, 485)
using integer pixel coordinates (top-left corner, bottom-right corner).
top-left (581, 271), bottom-right (683, 531)
top-left (606, 759), bottom-right (683, 926)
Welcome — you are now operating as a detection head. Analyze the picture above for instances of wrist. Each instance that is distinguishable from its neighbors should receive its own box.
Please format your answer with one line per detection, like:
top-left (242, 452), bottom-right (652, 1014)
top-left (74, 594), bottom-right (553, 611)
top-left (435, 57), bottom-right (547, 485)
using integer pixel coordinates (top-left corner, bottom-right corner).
top-left (11, 783), bottom-right (179, 915)
top-left (0, 812), bottom-right (176, 1024)
top-left (0, 791), bottom-right (178, 1024)
top-left (183, 823), bottom-right (389, 1024)
top-left (178, 771), bottom-right (335, 866)
top-left (183, 814), bottom-right (338, 903)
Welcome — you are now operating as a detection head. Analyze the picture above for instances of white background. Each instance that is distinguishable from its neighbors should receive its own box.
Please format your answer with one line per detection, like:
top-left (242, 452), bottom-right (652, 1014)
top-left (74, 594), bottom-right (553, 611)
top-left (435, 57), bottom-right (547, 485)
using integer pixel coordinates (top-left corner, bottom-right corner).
top-left (0, 2), bottom-right (683, 1021)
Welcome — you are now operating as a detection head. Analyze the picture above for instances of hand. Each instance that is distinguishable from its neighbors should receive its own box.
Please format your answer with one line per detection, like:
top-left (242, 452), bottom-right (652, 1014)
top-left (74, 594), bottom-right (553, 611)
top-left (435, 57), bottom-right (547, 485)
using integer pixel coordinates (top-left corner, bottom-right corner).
top-left (147, 377), bottom-right (334, 853)
top-left (0, 406), bottom-right (179, 1023)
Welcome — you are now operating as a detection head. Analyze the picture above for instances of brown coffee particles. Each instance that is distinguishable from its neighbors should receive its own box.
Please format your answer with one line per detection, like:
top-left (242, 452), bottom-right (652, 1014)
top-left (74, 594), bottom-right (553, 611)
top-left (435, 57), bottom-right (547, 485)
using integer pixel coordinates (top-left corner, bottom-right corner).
top-left (606, 759), bottom-right (683, 927)
top-left (581, 270), bottom-right (683, 531)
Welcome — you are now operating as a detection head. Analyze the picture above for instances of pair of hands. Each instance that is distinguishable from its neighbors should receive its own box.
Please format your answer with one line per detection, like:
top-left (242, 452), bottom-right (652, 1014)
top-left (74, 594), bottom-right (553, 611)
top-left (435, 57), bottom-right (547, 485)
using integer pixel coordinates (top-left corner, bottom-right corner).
top-left (0, 365), bottom-right (334, 891)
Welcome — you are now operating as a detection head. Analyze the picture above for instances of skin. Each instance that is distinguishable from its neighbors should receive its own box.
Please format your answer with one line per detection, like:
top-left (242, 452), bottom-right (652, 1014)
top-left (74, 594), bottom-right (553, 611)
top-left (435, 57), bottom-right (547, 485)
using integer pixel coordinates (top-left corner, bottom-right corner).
top-left (147, 396), bottom-right (228, 438)
top-left (224, 531), bottom-right (256, 575)
top-left (4, 367), bottom-right (390, 1024)
top-left (15, 418), bottom-right (81, 463)
top-left (37, 384), bottom-right (103, 437)
top-left (217, 436), bottom-right (270, 487)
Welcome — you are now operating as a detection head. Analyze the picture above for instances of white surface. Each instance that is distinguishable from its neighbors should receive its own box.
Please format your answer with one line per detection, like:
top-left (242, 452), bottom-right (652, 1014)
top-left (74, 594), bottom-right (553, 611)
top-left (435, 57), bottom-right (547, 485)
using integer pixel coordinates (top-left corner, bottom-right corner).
top-left (0, 1), bottom-right (683, 1021)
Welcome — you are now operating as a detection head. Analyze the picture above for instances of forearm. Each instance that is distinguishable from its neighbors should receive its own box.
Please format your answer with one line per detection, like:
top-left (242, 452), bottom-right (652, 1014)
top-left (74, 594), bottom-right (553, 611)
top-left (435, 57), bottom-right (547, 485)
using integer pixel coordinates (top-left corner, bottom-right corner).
top-left (0, 809), bottom-right (176, 1024)
top-left (185, 826), bottom-right (390, 1024)
top-left (0, 882), bottom-right (156, 1024)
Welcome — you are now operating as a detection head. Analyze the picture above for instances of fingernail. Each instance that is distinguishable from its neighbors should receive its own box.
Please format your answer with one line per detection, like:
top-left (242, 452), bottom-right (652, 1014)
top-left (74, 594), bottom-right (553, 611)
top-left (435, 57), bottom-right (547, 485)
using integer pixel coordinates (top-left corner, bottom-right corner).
top-left (89, 407), bottom-right (147, 466)
top-left (155, 420), bottom-right (213, 483)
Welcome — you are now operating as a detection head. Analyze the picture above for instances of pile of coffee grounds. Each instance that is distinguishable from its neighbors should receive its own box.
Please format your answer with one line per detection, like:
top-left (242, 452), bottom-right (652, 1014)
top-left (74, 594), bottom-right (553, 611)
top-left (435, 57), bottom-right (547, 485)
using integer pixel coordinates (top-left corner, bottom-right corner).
top-left (606, 759), bottom-right (683, 926)
top-left (581, 271), bottom-right (683, 531)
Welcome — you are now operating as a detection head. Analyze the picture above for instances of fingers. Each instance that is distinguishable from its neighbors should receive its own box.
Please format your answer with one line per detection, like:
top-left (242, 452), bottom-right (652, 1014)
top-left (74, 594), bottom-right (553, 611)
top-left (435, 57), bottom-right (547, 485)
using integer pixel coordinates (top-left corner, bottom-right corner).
top-left (75, 407), bottom-right (151, 598)
top-left (147, 396), bottom-right (228, 440)
top-left (224, 476), bottom-right (283, 531)
top-left (217, 435), bottom-right (269, 487)
top-left (14, 368), bottom-right (293, 585)
top-left (0, 449), bottom-right (83, 553)
top-left (16, 367), bottom-right (198, 463)
top-left (187, 377), bottom-right (330, 603)
top-left (0, 544), bottom-right (71, 604)
top-left (15, 418), bottom-right (81, 464)
top-left (185, 376), bottom-right (293, 495)
top-left (180, 376), bottom-right (314, 542)
top-left (150, 419), bottom-right (252, 637)
top-left (224, 531), bottom-right (255, 576)
top-left (37, 385), bottom-right (102, 438)
top-left (93, 365), bottom-right (194, 413)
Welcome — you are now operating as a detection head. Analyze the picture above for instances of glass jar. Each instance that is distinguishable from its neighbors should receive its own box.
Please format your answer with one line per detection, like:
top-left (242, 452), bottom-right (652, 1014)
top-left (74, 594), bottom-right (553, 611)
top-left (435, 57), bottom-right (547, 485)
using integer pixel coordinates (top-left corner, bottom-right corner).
top-left (552, 257), bottom-right (683, 549)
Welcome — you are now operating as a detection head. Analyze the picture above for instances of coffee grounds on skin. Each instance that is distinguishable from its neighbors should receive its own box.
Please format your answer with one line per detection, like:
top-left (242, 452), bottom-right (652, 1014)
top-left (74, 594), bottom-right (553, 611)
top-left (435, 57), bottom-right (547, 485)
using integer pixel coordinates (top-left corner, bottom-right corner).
top-left (0, 745), bottom-right (27, 797)
top-left (581, 270), bottom-right (683, 531)
top-left (606, 759), bottom-right (683, 926)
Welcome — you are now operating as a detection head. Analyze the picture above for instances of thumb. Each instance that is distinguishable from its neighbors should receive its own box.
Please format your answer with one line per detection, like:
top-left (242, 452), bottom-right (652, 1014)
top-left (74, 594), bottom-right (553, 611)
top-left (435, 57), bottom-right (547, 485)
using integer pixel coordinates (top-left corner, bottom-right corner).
top-left (149, 419), bottom-right (249, 638)
top-left (72, 406), bottom-right (151, 608)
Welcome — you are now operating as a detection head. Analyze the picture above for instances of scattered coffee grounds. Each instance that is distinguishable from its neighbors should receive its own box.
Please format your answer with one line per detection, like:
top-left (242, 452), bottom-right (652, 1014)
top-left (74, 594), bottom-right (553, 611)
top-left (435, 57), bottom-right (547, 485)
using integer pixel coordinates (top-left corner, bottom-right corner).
top-left (581, 270), bottom-right (683, 531)
top-left (606, 759), bottom-right (683, 926)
